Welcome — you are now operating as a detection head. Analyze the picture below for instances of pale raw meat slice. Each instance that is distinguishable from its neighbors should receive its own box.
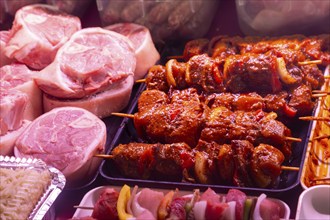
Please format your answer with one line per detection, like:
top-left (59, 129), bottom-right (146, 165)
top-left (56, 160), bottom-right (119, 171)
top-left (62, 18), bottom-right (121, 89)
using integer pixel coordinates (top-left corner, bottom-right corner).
top-left (0, 89), bottom-right (28, 135)
top-left (14, 107), bottom-right (106, 187)
top-left (0, 64), bottom-right (43, 120)
top-left (105, 23), bottom-right (160, 80)
top-left (0, 120), bottom-right (30, 156)
top-left (43, 75), bottom-right (134, 118)
top-left (34, 27), bottom-right (136, 99)
top-left (4, 4), bottom-right (81, 70)
top-left (0, 31), bottom-right (13, 67)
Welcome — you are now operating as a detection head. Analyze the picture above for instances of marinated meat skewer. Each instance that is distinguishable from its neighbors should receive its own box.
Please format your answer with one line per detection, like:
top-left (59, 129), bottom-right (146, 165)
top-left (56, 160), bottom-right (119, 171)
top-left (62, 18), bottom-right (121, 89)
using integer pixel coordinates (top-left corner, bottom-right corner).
top-left (182, 35), bottom-right (330, 65)
top-left (200, 106), bottom-right (293, 159)
top-left (110, 142), bottom-right (194, 181)
top-left (108, 140), bottom-right (292, 188)
top-left (144, 78), bottom-right (317, 119)
top-left (194, 140), bottom-right (285, 188)
top-left (143, 53), bottom-right (325, 94)
top-left (113, 88), bottom-right (300, 159)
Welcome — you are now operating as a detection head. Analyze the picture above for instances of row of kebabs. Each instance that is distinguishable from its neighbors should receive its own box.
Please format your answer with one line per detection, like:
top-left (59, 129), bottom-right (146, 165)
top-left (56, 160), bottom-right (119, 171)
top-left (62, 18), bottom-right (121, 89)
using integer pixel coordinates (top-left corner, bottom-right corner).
top-left (110, 88), bottom-right (295, 188)
top-left (145, 34), bottom-right (329, 94)
top-left (108, 34), bottom-right (330, 188)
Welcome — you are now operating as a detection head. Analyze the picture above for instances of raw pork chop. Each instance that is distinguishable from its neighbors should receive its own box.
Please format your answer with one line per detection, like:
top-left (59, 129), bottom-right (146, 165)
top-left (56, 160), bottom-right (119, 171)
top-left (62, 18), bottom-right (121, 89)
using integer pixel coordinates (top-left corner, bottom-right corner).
top-left (43, 75), bottom-right (134, 118)
top-left (34, 27), bottom-right (136, 99)
top-left (0, 31), bottom-right (12, 66)
top-left (0, 64), bottom-right (43, 120)
top-left (105, 23), bottom-right (160, 80)
top-left (4, 4), bottom-right (81, 70)
top-left (14, 107), bottom-right (107, 187)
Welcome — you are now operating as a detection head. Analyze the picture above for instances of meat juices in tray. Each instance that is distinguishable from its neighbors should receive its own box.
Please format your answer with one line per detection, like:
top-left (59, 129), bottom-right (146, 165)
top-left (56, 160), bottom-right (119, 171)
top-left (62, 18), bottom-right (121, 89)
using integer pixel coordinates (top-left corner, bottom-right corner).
top-left (99, 34), bottom-right (330, 194)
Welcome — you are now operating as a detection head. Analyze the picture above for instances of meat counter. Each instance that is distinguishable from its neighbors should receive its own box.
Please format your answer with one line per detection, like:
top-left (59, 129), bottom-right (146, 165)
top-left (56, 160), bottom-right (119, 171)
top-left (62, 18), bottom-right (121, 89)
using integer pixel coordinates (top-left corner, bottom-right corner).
top-left (51, 1), bottom-right (311, 219)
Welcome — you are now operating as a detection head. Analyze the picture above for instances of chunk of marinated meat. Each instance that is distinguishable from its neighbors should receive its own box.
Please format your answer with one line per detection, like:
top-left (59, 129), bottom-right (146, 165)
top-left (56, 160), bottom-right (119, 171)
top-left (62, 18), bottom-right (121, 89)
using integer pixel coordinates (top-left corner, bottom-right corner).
top-left (250, 144), bottom-right (285, 188)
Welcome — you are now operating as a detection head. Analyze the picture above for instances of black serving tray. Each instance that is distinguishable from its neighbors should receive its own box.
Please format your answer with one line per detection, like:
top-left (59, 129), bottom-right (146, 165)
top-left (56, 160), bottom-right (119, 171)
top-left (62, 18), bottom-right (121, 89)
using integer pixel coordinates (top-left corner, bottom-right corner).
top-left (98, 42), bottom-right (321, 197)
top-left (98, 85), bottom-right (314, 198)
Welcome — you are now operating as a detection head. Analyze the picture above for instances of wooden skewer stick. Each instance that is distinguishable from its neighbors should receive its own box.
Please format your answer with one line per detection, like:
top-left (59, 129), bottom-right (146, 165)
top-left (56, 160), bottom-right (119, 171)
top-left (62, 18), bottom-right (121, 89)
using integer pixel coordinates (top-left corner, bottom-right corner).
top-left (94, 154), bottom-right (299, 172)
top-left (167, 55), bottom-right (184, 60)
top-left (310, 135), bottom-right (330, 141)
top-left (298, 60), bottom-right (322, 65)
top-left (94, 154), bottom-right (113, 159)
top-left (312, 90), bottom-right (330, 95)
top-left (285, 137), bottom-right (302, 142)
top-left (111, 113), bottom-right (303, 142)
top-left (299, 116), bottom-right (330, 122)
top-left (135, 79), bottom-right (146, 83)
top-left (111, 112), bottom-right (135, 119)
top-left (312, 93), bottom-right (327, 98)
top-left (74, 205), bottom-right (94, 210)
top-left (311, 177), bottom-right (330, 183)
top-left (281, 166), bottom-right (300, 171)
top-left (324, 75), bottom-right (330, 79)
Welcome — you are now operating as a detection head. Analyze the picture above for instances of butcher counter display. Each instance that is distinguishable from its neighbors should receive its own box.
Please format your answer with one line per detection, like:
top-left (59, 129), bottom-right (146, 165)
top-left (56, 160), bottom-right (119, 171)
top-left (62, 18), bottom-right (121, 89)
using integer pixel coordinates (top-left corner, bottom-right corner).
top-left (0, 1), bottom-right (329, 220)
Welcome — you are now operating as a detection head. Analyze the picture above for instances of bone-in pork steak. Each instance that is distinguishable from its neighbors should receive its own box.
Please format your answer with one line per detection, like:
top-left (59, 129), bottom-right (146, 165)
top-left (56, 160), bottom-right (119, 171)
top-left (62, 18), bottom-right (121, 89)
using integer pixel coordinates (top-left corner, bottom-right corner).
top-left (4, 4), bottom-right (81, 70)
top-left (14, 107), bottom-right (107, 185)
top-left (34, 27), bottom-right (136, 99)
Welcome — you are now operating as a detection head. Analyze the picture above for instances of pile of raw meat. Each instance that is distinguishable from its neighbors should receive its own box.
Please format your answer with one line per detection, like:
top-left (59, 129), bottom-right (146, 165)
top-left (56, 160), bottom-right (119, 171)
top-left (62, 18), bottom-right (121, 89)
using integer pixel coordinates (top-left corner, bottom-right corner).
top-left (0, 4), bottom-right (160, 187)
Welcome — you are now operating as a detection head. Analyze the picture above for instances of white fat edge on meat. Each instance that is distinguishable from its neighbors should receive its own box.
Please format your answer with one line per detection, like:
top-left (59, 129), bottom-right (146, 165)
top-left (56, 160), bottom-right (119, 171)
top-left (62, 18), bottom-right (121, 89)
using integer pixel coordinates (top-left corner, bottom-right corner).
top-left (253, 193), bottom-right (267, 220)
top-left (4, 28), bottom-right (39, 59)
top-left (34, 61), bottom-right (75, 95)
top-left (23, 13), bottom-right (47, 25)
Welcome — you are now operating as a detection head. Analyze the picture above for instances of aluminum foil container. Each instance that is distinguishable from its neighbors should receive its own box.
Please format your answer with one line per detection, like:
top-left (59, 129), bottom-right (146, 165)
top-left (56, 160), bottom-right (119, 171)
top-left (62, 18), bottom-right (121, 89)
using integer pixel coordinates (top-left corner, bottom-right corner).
top-left (0, 156), bottom-right (66, 220)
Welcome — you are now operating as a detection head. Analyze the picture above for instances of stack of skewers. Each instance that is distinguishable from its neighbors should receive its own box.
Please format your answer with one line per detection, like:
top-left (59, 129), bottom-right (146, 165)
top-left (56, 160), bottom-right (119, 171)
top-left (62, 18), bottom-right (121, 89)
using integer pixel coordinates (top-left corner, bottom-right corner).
top-left (301, 64), bottom-right (330, 188)
top-left (101, 34), bottom-right (330, 189)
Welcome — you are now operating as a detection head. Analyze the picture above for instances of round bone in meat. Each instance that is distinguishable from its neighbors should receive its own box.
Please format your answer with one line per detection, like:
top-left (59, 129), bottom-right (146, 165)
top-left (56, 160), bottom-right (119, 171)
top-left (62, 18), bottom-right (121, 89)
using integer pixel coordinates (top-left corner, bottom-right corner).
top-left (105, 23), bottom-right (160, 80)
top-left (34, 27), bottom-right (136, 99)
top-left (14, 107), bottom-right (107, 187)
top-left (4, 4), bottom-right (81, 70)
top-left (43, 75), bottom-right (134, 118)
